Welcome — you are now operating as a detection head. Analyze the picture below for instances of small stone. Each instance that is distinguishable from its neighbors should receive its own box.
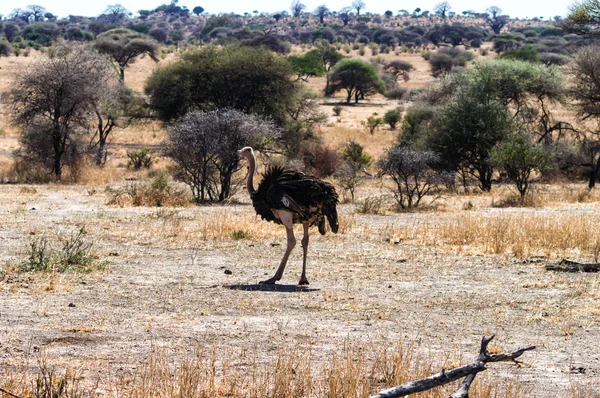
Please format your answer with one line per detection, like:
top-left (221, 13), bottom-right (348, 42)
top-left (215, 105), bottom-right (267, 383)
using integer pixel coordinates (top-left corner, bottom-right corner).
top-left (68, 303), bottom-right (76, 307)
top-left (388, 285), bottom-right (392, 288)
top-left (224, 269), bottom-right (233, 275)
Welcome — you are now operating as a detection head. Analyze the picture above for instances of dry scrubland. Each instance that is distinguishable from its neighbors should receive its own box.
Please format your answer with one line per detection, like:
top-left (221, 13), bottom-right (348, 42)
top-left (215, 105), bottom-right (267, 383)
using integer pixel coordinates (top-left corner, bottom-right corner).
top-left (0, 48), bottom-right (600, 397)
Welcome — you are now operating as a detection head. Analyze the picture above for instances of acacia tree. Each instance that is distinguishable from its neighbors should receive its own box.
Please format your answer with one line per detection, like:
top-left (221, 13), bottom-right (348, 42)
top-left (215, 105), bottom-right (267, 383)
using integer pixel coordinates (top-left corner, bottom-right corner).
top-left (165, 109), bottom-right (279, 202)
top-left (327, 59), bottom-right (386, 103)
top-left (94, 28), bottom-right (159, 83)
top-left (384, 60), bottom-right (414, 83)
top-left (10, 44), bottom-right (112, 179)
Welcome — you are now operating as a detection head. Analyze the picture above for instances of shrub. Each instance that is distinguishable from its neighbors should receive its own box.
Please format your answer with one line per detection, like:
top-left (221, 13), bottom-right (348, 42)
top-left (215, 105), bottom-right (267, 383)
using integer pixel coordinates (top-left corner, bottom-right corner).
top-left (127, 147), bottom-right (153, 169)
top-left (362, 116), bottom-right (384, 134)
top-left (539, 52), bottom-right (571, 65)
top-left (19, 226), bottom-right (105, 273)
top-left (384, 108), bottom-right (402, 130)
top-left (490, 134), bottom-right (554, 202)
top-left (302, 144), bottom-right (340, 178)
top-left (497, 47), bottom-right (539, 63)
top-left (378, 147), bottom-right (454, 210)
top-left (108, 172), bottom-right (191, 207)
top-left (429, 52), bottom-right (453, 76)
top-left (386, 87), bottom-right (409, 100)
top-left (0, 40), bottom-right (13, 58)
top-left (336, 140), bottom-right (372, 202)
top-left (356, 196), bottom-right (386, 214)
top-left (332, 105), bottom-right (343, 116)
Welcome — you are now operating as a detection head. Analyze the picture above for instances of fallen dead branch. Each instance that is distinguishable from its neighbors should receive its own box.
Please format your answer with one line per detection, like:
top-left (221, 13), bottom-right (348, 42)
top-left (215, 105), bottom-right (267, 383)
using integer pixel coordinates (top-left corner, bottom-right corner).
top-left (0, 386), bottom-right (23, 398)
top-left (545, 258), bottom-right (600, 272)
top-left (371, 335), bottom-right (535, 398)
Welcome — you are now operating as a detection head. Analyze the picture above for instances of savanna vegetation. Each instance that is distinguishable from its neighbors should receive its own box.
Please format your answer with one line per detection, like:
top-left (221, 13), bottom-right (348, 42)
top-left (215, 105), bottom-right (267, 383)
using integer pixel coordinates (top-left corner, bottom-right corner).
top-left (1, 0), bottom-right (600, 396)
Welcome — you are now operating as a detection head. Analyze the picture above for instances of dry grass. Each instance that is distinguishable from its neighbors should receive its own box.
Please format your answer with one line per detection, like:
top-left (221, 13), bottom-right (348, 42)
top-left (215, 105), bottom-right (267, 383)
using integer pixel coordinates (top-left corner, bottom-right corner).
top-left (377, 212), bottom-right (600, 259)
top-left (1, 338), bottom-right (535, 398)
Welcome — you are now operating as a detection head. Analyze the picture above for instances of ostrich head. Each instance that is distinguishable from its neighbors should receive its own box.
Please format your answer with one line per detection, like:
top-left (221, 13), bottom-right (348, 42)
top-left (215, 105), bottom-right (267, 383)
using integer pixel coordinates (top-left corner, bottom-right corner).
top-left (238, 146), bottom-right (254, 159)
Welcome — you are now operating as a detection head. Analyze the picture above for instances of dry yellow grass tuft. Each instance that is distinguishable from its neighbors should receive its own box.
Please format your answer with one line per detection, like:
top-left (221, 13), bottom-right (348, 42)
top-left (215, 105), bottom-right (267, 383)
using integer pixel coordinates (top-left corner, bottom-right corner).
top-left (1, 339), bottom-right (538, 398)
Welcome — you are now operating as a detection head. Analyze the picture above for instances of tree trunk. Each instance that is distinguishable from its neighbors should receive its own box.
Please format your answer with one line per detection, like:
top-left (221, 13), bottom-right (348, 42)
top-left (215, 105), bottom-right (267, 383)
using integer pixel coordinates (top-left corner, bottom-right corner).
top-left (53, 151), bottom-right (62, 180)
top-left (52, 128), bottom-right (63, 180)
top-left (588, 154), bottom-right (600, 189)
top-left (96, 136), bottom-right (107, 166)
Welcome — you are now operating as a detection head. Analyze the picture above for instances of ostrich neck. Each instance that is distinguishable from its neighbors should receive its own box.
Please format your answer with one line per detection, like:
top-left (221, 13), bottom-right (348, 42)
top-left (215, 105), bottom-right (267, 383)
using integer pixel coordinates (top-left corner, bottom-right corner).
top-left (246, 153), bottom-right (256, 195)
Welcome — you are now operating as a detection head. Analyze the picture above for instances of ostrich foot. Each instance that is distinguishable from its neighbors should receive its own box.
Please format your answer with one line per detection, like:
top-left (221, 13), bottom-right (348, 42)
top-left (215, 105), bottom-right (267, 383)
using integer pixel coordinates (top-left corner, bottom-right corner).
top-left (259, 277), bottom-right (279, 285)
top-left (299, 276), bottom-right (310, 285)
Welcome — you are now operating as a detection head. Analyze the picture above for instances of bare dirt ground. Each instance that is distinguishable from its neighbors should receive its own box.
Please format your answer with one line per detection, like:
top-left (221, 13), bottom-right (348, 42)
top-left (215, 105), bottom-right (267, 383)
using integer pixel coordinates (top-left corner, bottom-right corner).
top-left (0, 182), bottom-right (599, 396)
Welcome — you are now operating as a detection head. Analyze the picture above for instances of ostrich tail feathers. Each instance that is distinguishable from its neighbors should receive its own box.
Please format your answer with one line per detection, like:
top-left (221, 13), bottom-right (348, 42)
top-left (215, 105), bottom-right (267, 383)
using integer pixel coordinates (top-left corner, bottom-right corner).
top-left (325, 204), bottom-right (339, 234)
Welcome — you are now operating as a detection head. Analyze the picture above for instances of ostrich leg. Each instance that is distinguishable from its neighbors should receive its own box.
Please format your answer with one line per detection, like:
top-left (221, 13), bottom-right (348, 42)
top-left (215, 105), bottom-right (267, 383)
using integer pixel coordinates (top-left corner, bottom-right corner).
top-left (260, 211), bottom-right (296, 284)
top-left (299, 222), bottom-right (310, 285)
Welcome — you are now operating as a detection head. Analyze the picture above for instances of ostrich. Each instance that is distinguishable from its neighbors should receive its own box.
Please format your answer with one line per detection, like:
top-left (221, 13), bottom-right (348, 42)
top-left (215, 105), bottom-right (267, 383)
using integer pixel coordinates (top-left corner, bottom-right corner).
top-left (238, 147), bottom-right (339, 285)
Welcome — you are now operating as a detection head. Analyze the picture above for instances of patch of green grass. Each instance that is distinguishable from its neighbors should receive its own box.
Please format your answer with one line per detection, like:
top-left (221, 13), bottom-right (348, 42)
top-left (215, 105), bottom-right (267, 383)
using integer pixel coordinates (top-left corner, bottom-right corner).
top-left (19, 226), bottom-right (106, 273)
top-left (231, 230), bottom-right (250, 240)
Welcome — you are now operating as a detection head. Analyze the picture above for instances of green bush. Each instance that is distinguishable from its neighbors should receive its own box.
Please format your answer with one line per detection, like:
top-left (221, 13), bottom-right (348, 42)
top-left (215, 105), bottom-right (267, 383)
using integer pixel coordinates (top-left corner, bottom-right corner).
top-left (497, 47), bottom-right (540, 63)
top-left (127, 147), bottom-right (153, 169)
top-left (384, 108), bottom-right (402, 130)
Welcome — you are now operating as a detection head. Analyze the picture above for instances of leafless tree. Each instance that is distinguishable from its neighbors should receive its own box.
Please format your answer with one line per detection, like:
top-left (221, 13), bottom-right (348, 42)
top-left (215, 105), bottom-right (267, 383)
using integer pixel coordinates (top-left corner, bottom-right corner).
top-left (290, 0), bottom-right (306, 18)
top-left (164, 109), bottom-right (279, 202)
top-left (352, 0), bottom-right (366, 15)
top-left (10, 43), bottom-right (113, 179)
top-left (314, 5), bottom-right (330, 24)
top-left (102, 4), bottom-right (130, 24)
top-left (26, 5), bottom-right (47, 22)
top-left (378, 147), bottom-right (454, 210)
top-left (486, 6), bottom-right (510, 34)
top-left (433, 1), bottom-right (451, 18)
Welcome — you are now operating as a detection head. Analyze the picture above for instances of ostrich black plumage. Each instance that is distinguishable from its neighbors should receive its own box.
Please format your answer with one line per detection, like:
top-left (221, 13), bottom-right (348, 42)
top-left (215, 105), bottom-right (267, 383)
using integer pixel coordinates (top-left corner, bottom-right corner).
top-left (238, 146), bottom-right (339, 285)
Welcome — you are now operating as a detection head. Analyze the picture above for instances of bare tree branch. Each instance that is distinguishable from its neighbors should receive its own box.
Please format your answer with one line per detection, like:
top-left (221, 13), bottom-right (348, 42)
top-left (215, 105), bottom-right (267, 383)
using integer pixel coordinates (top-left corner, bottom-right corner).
top-left (371, 335), bottom-right (535, 398)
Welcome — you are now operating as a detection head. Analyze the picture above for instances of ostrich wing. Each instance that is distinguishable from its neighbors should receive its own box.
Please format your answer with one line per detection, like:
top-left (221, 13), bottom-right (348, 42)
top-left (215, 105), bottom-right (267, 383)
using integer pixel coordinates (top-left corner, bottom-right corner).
top-left (281, 193), bottom-right (310, 219)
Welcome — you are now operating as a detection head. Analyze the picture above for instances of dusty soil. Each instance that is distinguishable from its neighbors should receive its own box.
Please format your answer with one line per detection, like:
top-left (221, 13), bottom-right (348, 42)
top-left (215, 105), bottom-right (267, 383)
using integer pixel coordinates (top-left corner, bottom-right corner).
top-left (0, 183), bottom-right (599, 396)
